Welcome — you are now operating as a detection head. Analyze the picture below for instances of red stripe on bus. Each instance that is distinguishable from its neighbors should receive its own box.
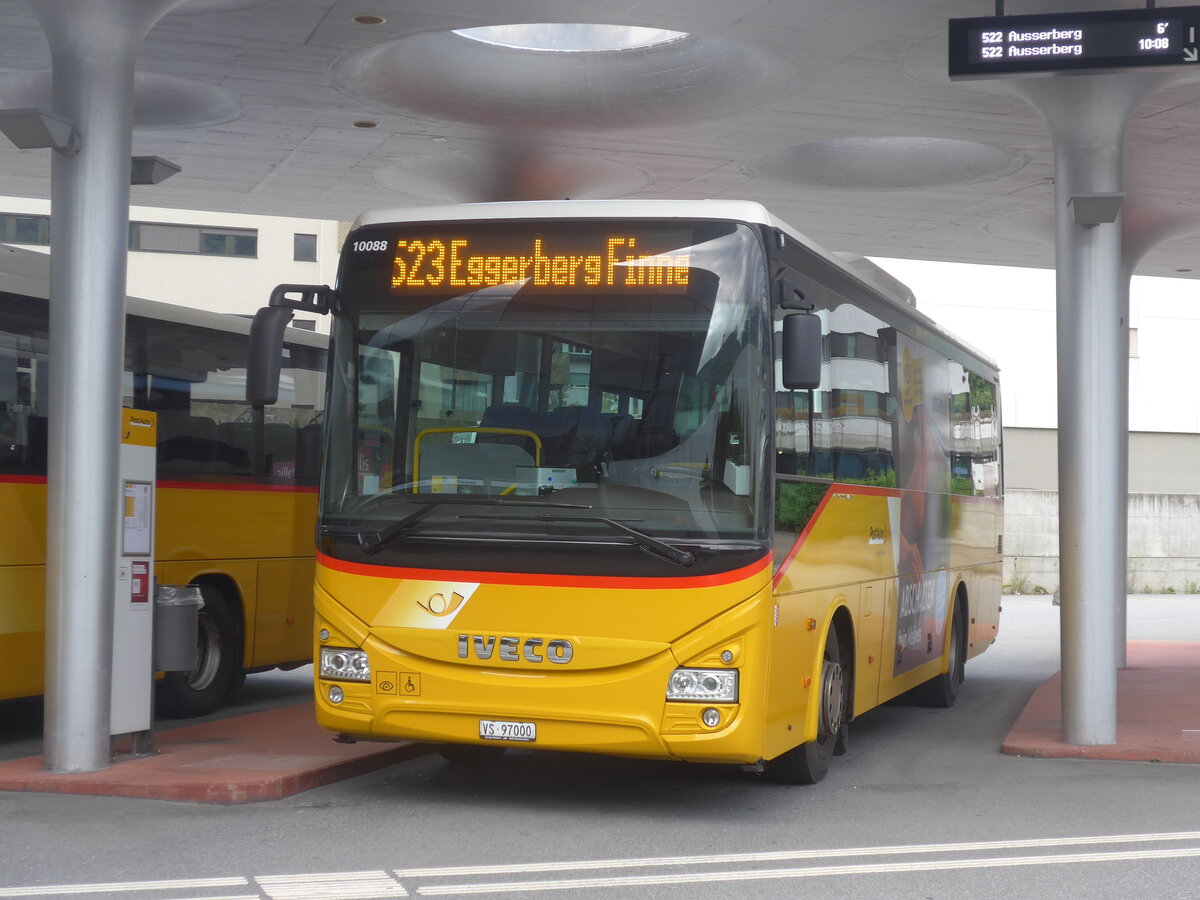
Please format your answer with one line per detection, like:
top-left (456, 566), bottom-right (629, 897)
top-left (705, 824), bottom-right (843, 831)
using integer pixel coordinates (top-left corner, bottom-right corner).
top-left (317, 550), bottom-right (771, 590)
top-left (157, 481), bottom-right (318, 493)
top-left (771, 482), bottom-right (902, 589)
top-left (773, 484), bottom-right (834, 589)
top-left (0, 474), bottom-right (316, 493)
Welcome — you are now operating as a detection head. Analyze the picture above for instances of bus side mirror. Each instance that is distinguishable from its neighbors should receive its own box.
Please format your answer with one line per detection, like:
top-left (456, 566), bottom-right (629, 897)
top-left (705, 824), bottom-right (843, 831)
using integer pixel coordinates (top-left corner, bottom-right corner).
top-left (781, 314), bottom-right (822, 390)
top-left (246, 306), bottom-right (294, 406)
top-left (246, 283), bottom-right (333, 406)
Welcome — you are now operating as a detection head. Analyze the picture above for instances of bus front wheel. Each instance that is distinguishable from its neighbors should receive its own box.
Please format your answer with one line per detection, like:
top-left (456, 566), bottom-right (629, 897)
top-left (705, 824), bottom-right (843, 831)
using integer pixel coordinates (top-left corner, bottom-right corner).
top-left (157, 585), bottom-right (242, 718)
top-left (764, 628), bottom-right (846, 785)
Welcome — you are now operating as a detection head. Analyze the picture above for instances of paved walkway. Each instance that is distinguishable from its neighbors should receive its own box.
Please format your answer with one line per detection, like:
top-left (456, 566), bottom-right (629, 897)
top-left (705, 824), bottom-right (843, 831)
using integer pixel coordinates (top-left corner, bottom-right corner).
top-left (0, 703), bottom-right (422, 803)
top-left (1, 639), bottom-right (1196, 805)
top-left (1002, 640), bottom-right (1200, 763)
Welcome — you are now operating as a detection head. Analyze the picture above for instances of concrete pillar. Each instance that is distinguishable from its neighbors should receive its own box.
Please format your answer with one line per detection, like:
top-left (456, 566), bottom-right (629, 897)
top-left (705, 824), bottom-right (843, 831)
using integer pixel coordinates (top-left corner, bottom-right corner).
top-left (1009, 73), bottom-right (1165, 746)
top-left (1114, 210), bottom-right (1197, 666)
top-left (25, 0), bottom-right (185, 773)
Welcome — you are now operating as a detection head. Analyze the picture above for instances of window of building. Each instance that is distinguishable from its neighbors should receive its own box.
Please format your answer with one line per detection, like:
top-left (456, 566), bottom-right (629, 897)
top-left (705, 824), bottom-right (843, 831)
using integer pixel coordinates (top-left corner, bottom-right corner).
top-left (294, 233), bottom-right (318, 262)
top-left (0, 214), bottom-right (51, 246)
top-left (129, 222), bottom-right (258, 258)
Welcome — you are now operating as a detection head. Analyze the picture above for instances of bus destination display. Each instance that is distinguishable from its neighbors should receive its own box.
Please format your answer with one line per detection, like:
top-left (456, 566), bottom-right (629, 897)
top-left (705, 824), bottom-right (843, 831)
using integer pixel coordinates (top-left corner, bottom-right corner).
top-left (350, 231), bottom-right (694, 293)
top-left (948, 6), bottom-right (1200, 78)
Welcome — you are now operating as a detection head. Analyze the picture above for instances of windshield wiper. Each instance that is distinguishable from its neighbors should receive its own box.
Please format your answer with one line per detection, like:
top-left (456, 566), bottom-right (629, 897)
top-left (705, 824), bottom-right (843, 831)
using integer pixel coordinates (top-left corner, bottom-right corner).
top-left (459, 514), bottom-right (696, 567)
top-left (323, 497), bottom-right (593, 555)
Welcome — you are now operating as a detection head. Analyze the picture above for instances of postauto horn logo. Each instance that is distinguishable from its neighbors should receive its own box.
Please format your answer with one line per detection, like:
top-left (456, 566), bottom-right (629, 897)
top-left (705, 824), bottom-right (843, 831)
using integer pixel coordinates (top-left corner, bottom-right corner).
top-left (458, 634), bottom-right (574, 664)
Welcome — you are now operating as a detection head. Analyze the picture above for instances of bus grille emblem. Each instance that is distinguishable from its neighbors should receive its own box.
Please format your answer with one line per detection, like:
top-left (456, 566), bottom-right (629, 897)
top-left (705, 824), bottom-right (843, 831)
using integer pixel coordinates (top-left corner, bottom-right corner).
top-left (458, 634), bottom-right (574, 664)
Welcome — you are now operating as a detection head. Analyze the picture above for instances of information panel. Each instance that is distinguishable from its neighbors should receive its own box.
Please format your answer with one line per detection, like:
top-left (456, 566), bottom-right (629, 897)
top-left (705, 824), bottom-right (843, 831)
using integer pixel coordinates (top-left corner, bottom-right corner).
top-left (347, 226), bottom-right (697, 294)
top-left (948, 6), bottom-right (1200, 78)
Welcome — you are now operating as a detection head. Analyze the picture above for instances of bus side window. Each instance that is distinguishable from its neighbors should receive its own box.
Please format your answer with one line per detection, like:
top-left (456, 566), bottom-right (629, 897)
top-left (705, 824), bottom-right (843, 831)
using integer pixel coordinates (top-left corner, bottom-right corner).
top-left (0, 294), bottom-right (49, 475)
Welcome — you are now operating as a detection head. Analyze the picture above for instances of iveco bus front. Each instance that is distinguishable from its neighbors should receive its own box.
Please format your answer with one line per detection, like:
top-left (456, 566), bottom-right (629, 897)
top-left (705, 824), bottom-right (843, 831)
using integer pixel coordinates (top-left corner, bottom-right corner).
top-left (247, 200), bottom-right (1002, 785)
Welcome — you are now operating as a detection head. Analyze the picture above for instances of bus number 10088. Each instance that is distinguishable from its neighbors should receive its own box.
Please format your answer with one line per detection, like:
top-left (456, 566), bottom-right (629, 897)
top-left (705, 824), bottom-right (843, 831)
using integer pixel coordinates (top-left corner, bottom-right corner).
top-left (352, 240), bottom-right (391, 252)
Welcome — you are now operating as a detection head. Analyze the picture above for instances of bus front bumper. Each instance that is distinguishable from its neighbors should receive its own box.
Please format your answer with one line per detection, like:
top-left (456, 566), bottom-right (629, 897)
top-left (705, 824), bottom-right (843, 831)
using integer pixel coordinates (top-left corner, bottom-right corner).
top-left (313, 621), bottom-right (765, 765)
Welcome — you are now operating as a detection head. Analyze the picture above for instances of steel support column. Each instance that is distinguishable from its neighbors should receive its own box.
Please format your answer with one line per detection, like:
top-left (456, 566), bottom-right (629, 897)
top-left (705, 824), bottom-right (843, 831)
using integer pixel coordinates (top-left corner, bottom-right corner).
top-left (1010, 74), bottom-right (1164, 745)
top-left (1114, 209), bottom-right (1195, 667)
top-left (26, 0), bottom-right (184, 773)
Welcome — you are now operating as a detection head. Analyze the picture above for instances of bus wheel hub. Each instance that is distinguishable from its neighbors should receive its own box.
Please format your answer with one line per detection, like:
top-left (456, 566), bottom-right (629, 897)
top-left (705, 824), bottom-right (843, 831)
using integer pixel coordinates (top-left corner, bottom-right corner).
top-left (820, 660), bottom-right (844, 737)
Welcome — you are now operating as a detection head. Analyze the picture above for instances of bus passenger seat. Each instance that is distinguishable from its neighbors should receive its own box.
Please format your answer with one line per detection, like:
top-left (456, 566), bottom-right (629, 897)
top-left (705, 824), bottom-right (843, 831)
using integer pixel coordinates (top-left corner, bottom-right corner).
top-left (216, 421), bottom-right (253, 475)
top-left (264, 422), bottom-right (298, 480)
top-left (542, 405), bottom-right (582, 465)
top-left (296, 422), bottom-right (323, 484)
top-left (478, 404), bottom-right (541, 459)
top-left (157, 412), bottom-right (219, 474)
top-left (603, 413), bottom-right (635, 459)
top-left (561, 407), bottom-right (610, 466)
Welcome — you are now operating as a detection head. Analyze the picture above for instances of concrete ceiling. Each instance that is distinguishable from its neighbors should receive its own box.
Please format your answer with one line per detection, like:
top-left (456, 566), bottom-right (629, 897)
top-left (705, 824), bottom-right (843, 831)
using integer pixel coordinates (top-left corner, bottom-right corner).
top-left (3, 0), bottom-right (1200, 277)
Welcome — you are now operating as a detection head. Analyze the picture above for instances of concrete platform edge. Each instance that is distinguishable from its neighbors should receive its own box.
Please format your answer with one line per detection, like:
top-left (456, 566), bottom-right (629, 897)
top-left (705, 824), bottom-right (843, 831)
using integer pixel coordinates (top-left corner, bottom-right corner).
top-left (0, 703), bottom-right (432, 804)
top-left (1000, 640), bottom-right (1200, 765)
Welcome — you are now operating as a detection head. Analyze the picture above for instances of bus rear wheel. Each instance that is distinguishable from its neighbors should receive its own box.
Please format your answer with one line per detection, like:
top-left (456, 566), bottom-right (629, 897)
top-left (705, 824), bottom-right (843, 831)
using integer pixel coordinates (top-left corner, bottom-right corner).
top-left (156, 585), bottom-right (242, 718)
top-left (764, 628), bottom-right (846, 785)
top-left (916, 598), bottom-right (966, 709)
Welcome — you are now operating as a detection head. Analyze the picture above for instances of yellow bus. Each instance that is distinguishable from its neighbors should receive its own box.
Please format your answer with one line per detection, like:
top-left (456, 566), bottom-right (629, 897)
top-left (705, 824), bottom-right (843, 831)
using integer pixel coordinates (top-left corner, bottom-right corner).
top-left (0, 244), bottom-right (327, 716)
top-left (250, 200), bottom-right (1002, 783)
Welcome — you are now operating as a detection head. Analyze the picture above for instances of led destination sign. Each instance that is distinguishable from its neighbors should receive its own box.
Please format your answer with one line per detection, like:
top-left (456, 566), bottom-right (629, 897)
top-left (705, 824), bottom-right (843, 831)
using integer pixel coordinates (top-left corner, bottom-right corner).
top-left (948, 6), bottom-right (1200, 78)
top-left (355, 231), bottom-right (694, 292)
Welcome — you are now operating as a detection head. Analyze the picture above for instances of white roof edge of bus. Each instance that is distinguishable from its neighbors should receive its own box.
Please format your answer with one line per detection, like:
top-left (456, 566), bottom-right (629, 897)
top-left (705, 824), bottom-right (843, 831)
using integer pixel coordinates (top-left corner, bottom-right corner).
top-left (352, 199), bottom-right (782, 229)
top-left (831, 249), bottom-right (999, 372)
top-left (832, 252), bottom-right (917, 307)
top-left (0, 243), bottom-right (325, 347)
top-left (349, 200), bottom-right (998, 372)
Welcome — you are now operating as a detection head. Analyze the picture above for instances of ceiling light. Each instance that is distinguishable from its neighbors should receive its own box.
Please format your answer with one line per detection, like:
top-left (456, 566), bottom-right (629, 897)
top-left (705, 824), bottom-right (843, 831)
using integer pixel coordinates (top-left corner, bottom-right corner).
top-left (454, 23), bottom-right (687, 53)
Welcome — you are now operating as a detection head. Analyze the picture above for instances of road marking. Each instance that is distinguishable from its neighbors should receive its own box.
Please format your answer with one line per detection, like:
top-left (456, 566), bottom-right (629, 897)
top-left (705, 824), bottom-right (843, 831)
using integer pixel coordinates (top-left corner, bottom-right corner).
top-left (3, 831), bottom-right (1198, 899)
top-left (412, 846), bottom-right (1200, 895)
top-left (0, 877), bottom-right (249, 897)
top-left (256, 870), bottom-right (408, 899)
top-left (395, 829), bottom-right (1200, 877)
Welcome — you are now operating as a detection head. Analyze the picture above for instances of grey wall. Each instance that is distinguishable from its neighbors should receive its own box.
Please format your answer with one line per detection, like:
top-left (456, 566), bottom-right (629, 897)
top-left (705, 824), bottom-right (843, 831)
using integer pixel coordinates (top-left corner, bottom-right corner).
top-left (1004, 427), bottom-right (1200, 493)
top-left (1002, 428), bottom-right (1200, 594)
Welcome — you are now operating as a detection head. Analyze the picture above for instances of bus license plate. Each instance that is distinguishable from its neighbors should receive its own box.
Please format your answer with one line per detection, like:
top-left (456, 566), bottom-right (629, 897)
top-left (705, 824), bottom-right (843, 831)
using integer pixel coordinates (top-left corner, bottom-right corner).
top-left (479, 719), bottom-right (536, 742)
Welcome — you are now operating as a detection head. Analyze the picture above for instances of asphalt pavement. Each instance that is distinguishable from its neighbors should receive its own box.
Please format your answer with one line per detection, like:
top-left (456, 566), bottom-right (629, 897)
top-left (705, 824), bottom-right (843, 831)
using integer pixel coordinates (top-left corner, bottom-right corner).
top-left (1, 596), bottom-right (1199, 899)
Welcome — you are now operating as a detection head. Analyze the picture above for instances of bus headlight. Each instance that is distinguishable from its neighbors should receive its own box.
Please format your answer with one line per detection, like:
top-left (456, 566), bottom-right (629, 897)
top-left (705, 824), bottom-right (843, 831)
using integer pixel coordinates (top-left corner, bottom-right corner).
top-left (320, 647), bottom-right (371, 682)
top-left (667, 668), bottom-right (738, 703)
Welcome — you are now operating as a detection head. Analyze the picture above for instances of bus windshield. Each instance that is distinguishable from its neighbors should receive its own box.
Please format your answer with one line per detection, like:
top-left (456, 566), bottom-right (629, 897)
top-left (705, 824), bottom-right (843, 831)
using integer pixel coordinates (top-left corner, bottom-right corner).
top-left (322, 219), bottom-right (768, 559)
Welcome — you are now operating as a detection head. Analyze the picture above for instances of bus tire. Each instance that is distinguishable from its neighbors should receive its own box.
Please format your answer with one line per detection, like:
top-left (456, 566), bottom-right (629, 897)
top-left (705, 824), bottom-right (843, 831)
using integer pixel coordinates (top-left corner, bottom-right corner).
top-left (764, 628), bottom-right (846, 785)
top-left (438, 744), bottom-right (507, 765)
top-left (916, 597), bottom-right (966, 709)
top-left (157, 585), bottom-right (241, 718)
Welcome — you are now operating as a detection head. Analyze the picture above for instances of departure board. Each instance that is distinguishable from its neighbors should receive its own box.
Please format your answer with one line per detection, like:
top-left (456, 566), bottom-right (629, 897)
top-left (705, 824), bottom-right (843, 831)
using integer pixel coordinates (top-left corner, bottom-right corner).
top-left (948, 6), bottom-right (1200, 78)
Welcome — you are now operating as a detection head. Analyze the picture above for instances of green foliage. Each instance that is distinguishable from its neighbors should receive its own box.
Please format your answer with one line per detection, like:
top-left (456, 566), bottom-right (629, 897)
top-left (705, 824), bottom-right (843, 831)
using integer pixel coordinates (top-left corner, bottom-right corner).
top-left (775, 481), bottom-right (829, 533)
top-left (951, 475), bottom-right (975, 496)
top-left (774, 470), bottom-right (898, 534)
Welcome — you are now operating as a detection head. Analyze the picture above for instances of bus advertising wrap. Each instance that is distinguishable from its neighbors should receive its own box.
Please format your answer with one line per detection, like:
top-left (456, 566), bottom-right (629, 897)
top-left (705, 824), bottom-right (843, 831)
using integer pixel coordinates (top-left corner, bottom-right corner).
top-left (890, 334), bottom-right (952, 677)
